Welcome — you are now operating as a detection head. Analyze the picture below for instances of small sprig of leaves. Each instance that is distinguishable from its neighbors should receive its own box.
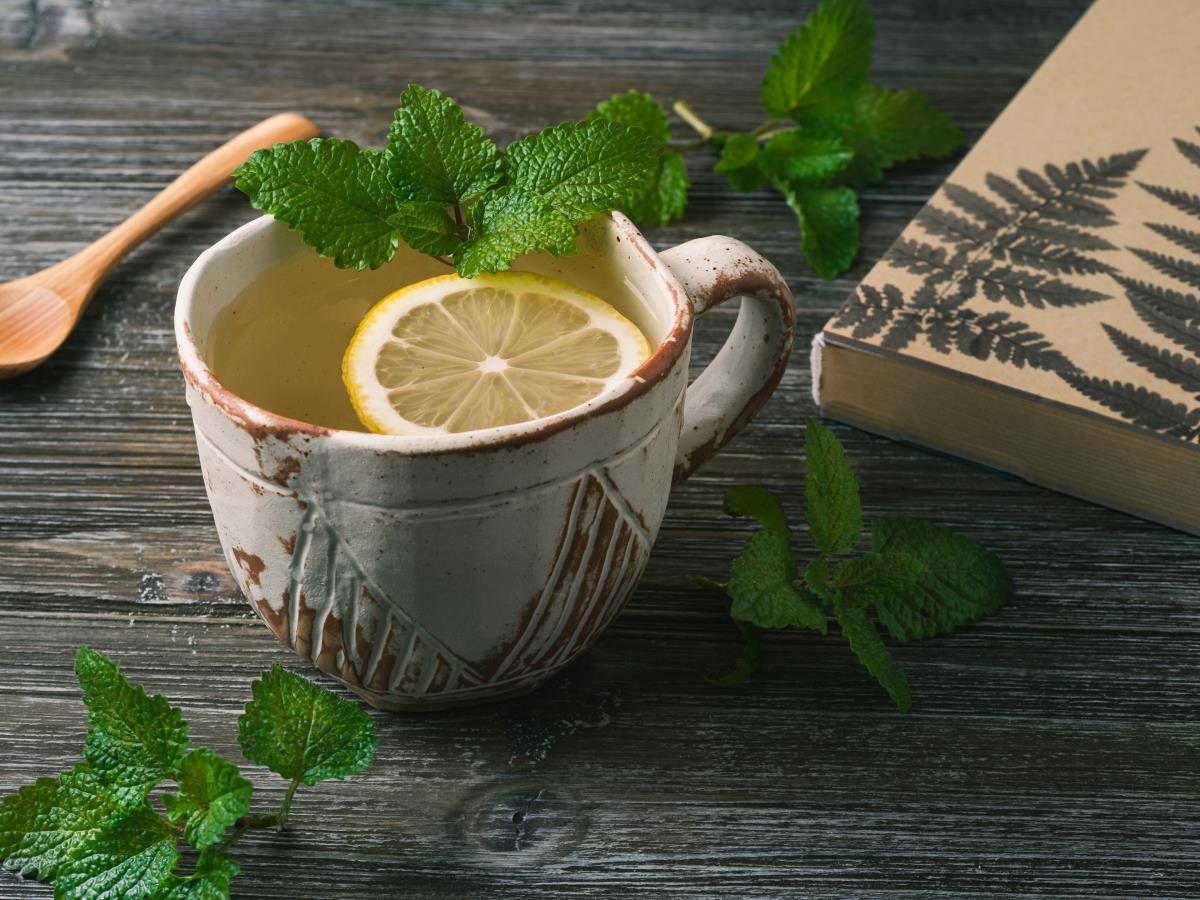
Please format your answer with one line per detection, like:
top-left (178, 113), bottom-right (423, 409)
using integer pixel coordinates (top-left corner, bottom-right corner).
top-left (0, 648), bottom-right (377, 899)
top-left (235, 83), bottom-right (661, 278)
top-left (697, 419), bottom-right (1010, 709)
top-left (235, 0), bottom-right (960, 282)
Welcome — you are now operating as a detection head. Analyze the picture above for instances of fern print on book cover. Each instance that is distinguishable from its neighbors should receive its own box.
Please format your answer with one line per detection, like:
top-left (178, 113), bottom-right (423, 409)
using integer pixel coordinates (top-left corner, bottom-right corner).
top-left (812, 0), bottom-right (1200, 532)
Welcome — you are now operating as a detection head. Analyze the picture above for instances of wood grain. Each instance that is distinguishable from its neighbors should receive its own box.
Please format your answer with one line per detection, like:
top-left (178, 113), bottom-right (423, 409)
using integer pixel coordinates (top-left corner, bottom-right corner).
top-left (2, 1), bottom-right (1198, 897)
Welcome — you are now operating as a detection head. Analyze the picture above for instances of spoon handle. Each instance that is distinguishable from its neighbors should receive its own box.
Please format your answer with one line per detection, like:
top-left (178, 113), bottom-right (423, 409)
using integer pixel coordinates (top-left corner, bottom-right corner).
top-left (67, 113), bottom-right (319, 299)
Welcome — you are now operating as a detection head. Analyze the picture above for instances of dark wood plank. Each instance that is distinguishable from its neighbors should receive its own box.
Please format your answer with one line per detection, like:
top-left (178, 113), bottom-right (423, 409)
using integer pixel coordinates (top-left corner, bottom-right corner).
top-left (3, 0), bottom-right (1199, 897)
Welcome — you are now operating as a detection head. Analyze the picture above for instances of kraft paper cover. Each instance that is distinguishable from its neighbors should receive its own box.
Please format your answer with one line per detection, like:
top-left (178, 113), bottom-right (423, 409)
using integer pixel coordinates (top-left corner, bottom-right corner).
top-left (823, 0), bottom-right (1200, 445)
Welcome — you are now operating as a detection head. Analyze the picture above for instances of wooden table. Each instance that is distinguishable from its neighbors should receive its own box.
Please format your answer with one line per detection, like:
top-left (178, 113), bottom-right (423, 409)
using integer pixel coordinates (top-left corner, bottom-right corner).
top-left (3, 1), bottom-right (1197, 896)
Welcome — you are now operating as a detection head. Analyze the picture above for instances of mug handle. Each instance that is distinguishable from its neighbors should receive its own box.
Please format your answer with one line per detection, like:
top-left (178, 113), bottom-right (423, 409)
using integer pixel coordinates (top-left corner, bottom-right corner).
top-left (660, 236), bottom-right (796, 482)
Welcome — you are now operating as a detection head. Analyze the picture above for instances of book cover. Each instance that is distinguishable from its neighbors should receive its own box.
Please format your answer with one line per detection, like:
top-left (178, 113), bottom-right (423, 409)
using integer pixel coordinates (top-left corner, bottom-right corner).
top-left (813, 0), bottom-right (1200, 531)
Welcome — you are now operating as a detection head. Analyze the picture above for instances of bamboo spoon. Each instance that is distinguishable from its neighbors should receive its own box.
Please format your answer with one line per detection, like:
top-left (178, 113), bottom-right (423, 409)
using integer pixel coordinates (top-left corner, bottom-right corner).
top-left (0, 113), bottom-right (319, 379)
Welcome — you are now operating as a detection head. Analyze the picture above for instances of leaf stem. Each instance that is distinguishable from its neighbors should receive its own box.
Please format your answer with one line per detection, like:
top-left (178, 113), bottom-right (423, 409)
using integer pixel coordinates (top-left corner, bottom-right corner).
top-left (672, 99), bottom-right (714, 141)
top-left (276, 774), bottom-right (303, 832)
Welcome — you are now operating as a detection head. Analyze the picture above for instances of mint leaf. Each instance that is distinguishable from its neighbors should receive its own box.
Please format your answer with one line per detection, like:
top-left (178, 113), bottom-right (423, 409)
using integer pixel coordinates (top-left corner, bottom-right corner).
top-left (0, 765), bottom-right (121, 880)
top-left (75, 646), bottom-right (189, 804)
top-left (870, 518), bottom-right (1010, 642)
top-left (591, 92), bottom-right (687, 226)
top-left (724, 486), bottom-right (827, 633)
top-left (706, 620), bottom-right (764, 687)
top-left (238, 665), bottom-right (377, 786)
top-left (163, 749), bottom-right (252, 851)
top-left (150, 850), bottom-right (239, 900)
top-left (55, 805), bottom-right (177, 900)
top-left (454, 188), bottom-right (577, 278)
top-left (840, 84), bottom-right (963, 186)
top-left (235, 139), bottom-right (400, 270)
top-left (780, 183), bottom-right (860, 280)
top-left (457, 118), bottom-right (659, 275)
top-left (760, 132), bottom-right (854, 186)
top-left (834, 597), bottom-right (911, 711)
top-left (761, 0), bottom-right (874, 119)
top-left (593, 89), bottom-right (670, 144)
top-left (386, 84), bottom-right (503, 204)
top-left (386, 201), bottom-right (463, 256)
top-left (724, 484), bottom-right (789, 531)
top-left (714, 133), bottom-right (764, 193)
top-left (803, 418), bottom-right (862, 555)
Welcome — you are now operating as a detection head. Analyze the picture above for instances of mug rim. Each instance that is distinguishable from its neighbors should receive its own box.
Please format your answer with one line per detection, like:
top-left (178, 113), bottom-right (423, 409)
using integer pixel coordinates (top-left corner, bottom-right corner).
top-left (175, 212), bottom-right (694, 456)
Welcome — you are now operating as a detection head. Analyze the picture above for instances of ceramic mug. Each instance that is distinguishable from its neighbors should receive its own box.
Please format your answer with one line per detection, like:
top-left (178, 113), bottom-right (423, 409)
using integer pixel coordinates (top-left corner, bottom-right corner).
top-left (176, 212), bottom-right (794, 710)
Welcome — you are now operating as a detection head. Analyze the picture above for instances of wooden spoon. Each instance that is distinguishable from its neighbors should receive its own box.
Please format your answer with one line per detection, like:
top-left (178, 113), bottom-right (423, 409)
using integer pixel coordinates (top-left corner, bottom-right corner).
top-left (0, 113), bottom-right (319, 379)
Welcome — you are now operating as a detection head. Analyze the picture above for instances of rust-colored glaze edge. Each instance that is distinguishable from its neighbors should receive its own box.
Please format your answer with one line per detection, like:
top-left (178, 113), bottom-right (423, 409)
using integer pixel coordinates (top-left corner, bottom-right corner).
top-left (672, 264), bottom-right (795, 483)
top-left (175, 213), bottom-right (693, 458)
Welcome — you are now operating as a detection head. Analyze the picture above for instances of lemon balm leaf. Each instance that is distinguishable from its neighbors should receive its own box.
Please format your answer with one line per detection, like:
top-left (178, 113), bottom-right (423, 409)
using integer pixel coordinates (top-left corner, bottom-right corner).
top-left (75, 647), bottom-right (189, 806)
top-left (760, 133), bottom-right (854, 186)
top-left (840, 84), bottom-right (964, 186)
top-left (454, 189), bottom-right (578, 277)
top-left (386, 201), bottom-right (463, 257)
top-left (834, 597), bottom-right (912, 711)
top-left (0, 765), bottom-right (122, 881)
top-left (723, 486), bottom-right (828, 633)
top-left (714, 133), bottom-right (765, 193)
top-left (387, 84), bottom-right (503, 204)
top-left (761, 0), bottom-right (874, 119)
top-left (149, 850), bottom-right (239, 900)
top-left (238, 665), bottom-right (377, 787)
top-left (803, 417), bottom-right (862, 555)
top-left (457, 118), bottom-right (660, 276)
top-left (54, 805), bottom-right (177, 900)
top-left (780, 184), bottom-right (860, 281)
top-left (234, 139), bottom-right (401, 270)
top-left (593, 89), bottom-right (671, 144)
top-left (870, 518), bottom-right (1010, 642)
top-left (162, 749), bottom-right (252, 851)
top-left (592, 90), bottom-right (689, 227)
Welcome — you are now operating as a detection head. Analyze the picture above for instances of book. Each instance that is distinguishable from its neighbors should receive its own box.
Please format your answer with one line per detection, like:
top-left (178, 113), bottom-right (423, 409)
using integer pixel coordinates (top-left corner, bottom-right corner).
top-left (811, 0), bottom-right (1200, 536)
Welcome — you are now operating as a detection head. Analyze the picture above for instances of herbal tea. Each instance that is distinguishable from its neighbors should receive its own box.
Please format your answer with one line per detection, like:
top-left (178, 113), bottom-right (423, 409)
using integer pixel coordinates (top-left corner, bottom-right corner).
top-left (208, 253), bottom-right (652, 434)
top-left (207, 252), bottom-right (445, 431)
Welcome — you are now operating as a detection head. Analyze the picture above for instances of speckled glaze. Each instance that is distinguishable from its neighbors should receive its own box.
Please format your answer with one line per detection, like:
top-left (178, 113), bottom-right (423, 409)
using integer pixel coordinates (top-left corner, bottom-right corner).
top-left (176, 213), bottom-right (794, 710)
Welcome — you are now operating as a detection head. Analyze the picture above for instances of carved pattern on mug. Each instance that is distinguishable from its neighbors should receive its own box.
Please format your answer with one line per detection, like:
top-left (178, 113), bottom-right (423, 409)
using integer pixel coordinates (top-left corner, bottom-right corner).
top-left (278, 463), bottom-right (654, 701)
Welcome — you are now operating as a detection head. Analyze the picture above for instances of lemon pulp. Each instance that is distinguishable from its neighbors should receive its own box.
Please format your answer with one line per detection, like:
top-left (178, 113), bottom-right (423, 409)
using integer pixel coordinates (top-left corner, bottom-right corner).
top-left (343, 272), bottom-right (651, 436)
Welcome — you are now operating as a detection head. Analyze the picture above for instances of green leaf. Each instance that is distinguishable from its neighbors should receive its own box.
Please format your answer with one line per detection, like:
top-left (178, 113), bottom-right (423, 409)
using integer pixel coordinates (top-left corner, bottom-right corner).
top-left (759, 132), bottom-right (854, 186)
top-left (386, 84), bottom-right (503, 204)
top-left (150, 850), bottom-right (239, 900)
top-left (162, 749), bottom-right (252, 851)
top-left (456, 118), bottom-right (659, 276)
top-left (54, 805), bottom-right (177, 900)
top-left (728, 531), bottom-right (827, 631)
top-left (235, 139), bottom-right (401, 270)
top-left (723, 484), bottom-right (789, 532)
top-left (779, 183), bottom-right (860, 279)
top-left (0, 765), bottom-right (122, 880)
top-left (75, 646), bottom-right (189, 805)
top-left (840, 84), bottom-right (963, 186)
top-left (834, 597), bottom-right (911, 711)
top-left (238, 665), bottom-right (377, 787)
top-left (803, 417), bottom-right (862, 555)
top-left (723, 486), bottom-right (827, 633)
top-left (761, 0), bottom-right (875, 119)
top-left (714, 133), bottom-right (764, 193)
top-left (870, 518), bottom-right (1010, 642)
top-left (593, 89), bottom-right (671, 144)
top-left (386, 201), bottom-right (463, 257)
top-left (454, 187), bottom-right (578, 278)
top-left (829, 550), bottom-right (919, 594)
top-left (706, 620), bottom-right (764, 687)
top-left (803, 555), bottom-right (830, 599)
top-left (592, 91), bottom-right (688, 227)
top-left (621, 152), bottom-right (689, 228)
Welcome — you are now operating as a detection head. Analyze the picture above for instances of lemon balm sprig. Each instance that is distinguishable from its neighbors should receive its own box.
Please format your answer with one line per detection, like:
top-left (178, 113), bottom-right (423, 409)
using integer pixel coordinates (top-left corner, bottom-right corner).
top-left (234, 84), bottom-right (661, 279)
top-left (235, 0), bottom-right (962, 283)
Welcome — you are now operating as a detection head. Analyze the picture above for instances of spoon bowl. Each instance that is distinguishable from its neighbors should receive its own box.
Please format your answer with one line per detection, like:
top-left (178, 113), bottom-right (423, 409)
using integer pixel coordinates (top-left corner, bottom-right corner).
top-left (0, 113), bottom-right (318, 379)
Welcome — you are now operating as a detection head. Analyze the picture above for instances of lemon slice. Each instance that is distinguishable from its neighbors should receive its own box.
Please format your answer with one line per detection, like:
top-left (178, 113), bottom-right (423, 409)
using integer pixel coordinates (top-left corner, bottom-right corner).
top-left (343, 272), bottom-right (651, 436)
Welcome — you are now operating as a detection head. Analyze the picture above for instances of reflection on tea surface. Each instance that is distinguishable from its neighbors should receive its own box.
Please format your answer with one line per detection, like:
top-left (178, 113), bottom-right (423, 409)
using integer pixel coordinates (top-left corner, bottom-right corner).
top-left (207, 252), bottom-right (444, 431)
